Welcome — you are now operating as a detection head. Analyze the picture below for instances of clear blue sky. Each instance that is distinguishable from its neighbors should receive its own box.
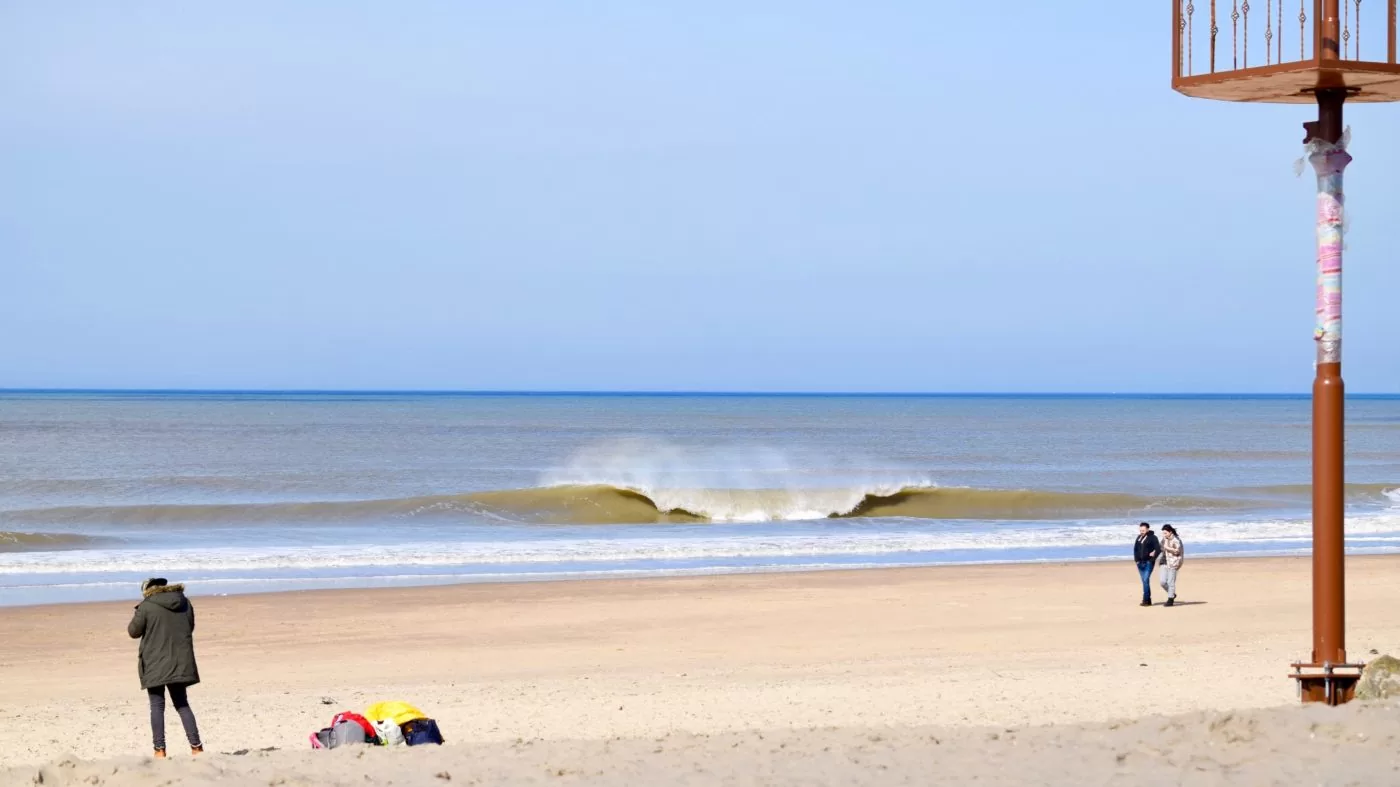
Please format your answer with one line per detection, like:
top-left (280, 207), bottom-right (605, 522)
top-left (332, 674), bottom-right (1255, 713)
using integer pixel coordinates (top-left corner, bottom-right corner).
top-left (3, 1), bottom-right (1397, 392)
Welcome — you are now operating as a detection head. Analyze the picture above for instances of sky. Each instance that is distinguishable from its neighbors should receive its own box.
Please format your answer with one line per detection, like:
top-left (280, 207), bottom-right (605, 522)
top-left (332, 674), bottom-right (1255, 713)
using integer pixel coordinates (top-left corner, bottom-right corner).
top-left (2, 1), bottom-right (1398, 393)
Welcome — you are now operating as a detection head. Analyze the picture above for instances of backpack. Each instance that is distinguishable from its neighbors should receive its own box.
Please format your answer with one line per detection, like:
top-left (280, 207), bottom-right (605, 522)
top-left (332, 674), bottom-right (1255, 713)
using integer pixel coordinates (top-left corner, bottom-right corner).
top-left (311, 719), bottom-right (372, 749)
top-left (332, 711), bottom-right (379, 742)
top-left (401, 718), bottom-right (445, 746)
top-left (311, 711), bottom-right (382, 749)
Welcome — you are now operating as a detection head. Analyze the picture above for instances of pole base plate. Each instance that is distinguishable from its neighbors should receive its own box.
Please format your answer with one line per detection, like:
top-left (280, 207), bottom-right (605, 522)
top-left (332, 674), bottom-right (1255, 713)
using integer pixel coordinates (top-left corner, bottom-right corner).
top-left (1290, 662), bottom-right (1365, 705)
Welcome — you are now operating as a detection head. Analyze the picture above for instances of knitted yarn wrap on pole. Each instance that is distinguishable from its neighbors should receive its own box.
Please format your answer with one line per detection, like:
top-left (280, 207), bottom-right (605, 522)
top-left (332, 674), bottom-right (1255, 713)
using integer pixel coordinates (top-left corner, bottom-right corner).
top-left (1295, 127), bottom-right (1352, 365)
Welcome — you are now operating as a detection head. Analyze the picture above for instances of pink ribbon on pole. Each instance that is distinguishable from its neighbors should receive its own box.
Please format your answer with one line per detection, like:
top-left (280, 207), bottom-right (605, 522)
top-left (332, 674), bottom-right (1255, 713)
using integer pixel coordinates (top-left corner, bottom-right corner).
top-left (1299, 129), bottom-right (1351, 365)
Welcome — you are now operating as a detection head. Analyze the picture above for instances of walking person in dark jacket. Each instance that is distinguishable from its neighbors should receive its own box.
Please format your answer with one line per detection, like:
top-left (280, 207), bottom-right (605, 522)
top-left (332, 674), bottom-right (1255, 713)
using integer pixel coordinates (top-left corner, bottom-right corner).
top-left (1132, 523), bottom-right (1161, 606)
top-left (128, 578), bottom-right (203, 758)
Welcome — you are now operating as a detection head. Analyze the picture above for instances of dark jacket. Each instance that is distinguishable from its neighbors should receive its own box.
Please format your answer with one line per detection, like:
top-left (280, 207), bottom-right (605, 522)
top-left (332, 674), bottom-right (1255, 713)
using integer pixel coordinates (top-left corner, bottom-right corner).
top-left (1134, 531), bottom-right (1161, 564)
top-left (128, 584), bottom-right (200, 689)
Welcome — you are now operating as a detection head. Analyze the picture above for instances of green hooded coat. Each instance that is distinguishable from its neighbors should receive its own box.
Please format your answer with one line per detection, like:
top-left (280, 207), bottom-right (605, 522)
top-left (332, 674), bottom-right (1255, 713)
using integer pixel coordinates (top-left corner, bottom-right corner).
top-left (127, 584), bottom-right (201, 689)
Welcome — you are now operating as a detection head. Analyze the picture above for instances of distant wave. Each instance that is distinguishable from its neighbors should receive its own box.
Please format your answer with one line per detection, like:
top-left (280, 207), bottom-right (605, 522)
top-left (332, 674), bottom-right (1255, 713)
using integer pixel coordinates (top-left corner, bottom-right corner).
top-left (0, 474), bottom-right (373, 504)
top-left (1151, 449), bottom-right (1400, 461)
top-left (0, 531), bottom-right (99, 553)
top-left (1228, 483), bottom-right (1400, 503)
top-left (0, 476), bottom-right (269, 495)
top-left (0, 484), bottom-right (1258, 527)
top-left (1156, 449), bottom-right (1309, 460)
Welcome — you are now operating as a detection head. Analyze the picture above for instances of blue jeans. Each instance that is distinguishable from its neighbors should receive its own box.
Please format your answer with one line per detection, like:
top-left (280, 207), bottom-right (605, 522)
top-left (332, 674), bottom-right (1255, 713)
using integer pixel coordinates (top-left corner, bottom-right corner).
top-left (1136, 560), bottom-right (1155, 603)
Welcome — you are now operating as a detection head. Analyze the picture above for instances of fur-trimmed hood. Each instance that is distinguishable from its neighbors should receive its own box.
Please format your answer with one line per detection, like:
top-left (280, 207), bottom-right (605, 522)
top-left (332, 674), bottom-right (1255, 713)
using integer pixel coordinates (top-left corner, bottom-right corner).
top-left (142, 583), bottom-right (188, 610)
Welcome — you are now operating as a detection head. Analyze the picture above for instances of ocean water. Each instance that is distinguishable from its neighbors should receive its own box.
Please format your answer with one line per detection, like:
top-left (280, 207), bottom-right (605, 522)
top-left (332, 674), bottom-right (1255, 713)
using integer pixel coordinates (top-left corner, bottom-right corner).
top-left (2, 392), bottom-right (1398, 606)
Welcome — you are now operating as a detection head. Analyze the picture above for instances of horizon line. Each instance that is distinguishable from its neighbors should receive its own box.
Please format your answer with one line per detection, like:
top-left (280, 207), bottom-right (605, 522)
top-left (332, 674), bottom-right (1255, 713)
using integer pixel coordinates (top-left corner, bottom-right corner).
top-left (3, 388), bottom-right (1399, 399)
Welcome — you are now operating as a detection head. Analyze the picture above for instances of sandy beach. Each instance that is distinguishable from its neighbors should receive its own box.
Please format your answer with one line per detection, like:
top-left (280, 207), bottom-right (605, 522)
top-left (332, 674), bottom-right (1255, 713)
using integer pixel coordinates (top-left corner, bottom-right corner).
top-left (4, 556), bottom-right (1400, 784)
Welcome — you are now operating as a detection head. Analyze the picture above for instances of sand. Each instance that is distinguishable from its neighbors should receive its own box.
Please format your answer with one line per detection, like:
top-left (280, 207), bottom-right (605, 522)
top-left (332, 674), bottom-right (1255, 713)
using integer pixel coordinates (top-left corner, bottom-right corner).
top-left (3, 556), bottom-right (1399, 784)
top-left (11, 702), bottom-right (1400, 786)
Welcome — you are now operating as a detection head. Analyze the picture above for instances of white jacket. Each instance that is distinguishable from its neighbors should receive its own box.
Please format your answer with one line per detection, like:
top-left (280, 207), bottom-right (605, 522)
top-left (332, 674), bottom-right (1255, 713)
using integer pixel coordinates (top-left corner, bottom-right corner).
top-left (1161, 534), bottom-right (1184, 569)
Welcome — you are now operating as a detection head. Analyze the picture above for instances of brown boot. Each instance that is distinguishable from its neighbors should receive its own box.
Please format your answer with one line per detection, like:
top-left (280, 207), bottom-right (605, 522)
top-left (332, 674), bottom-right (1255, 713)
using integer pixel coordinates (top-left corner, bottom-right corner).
top-left (153, 749), bottom-right (167, 759)
top-left (191, 745), bottom-right (204, 756)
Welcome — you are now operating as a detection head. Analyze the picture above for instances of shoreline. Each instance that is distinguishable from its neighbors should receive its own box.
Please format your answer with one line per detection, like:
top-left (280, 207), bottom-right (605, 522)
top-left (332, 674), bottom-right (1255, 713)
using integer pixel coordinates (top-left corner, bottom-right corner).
top-left (6, 547), bottom-right (1400, 609)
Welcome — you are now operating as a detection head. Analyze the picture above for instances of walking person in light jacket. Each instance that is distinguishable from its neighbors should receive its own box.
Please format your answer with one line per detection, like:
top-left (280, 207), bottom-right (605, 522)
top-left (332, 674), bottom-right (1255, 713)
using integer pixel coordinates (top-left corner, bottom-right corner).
top-left (1158, 524), bottom-right (1184, 607)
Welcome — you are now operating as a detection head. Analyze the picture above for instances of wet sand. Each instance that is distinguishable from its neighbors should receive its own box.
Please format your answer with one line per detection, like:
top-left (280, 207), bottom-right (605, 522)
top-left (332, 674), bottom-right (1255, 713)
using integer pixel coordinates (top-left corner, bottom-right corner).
top-left (3, 556), bottom-right (1399, 784)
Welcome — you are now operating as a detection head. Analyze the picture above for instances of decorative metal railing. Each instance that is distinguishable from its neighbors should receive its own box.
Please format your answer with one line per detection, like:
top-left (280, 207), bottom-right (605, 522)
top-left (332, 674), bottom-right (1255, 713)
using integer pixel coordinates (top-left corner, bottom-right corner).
top-left (1174, 0), bottom-right (1396, 79)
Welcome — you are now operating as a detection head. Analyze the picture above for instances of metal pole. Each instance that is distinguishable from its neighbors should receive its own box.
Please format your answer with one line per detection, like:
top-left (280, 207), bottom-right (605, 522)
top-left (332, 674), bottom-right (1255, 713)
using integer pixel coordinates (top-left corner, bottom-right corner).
top-left (1303, 87), bottom-right (1351, 702)
top-left (1320, 0), bottom-right (1341, 59)
top-left (1174, 0), bottom-right (1184, 81)
top-left (1390, 0), bottom-right (1397, 64)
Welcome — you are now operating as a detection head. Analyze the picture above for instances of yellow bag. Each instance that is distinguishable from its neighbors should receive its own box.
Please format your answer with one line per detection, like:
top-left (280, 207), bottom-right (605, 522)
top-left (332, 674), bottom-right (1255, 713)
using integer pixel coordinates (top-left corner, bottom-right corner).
top-left (364, 701), bottom-right (427, 727)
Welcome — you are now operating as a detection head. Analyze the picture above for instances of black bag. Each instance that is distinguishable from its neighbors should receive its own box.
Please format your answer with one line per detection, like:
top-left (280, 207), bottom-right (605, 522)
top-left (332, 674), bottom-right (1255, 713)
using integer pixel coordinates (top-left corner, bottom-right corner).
top-left (401, 718), bottom-right (445, 746)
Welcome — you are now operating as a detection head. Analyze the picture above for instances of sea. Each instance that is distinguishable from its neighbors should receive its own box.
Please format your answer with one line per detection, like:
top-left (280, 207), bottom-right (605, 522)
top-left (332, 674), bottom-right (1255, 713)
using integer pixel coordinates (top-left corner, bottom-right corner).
top-left (2, 391), bottom-right (1398, 606)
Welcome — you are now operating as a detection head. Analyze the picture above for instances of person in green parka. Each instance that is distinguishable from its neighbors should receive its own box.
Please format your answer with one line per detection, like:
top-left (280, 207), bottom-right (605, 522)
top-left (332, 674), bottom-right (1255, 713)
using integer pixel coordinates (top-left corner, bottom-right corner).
top-left (128, 578), bottom-right (203, 758)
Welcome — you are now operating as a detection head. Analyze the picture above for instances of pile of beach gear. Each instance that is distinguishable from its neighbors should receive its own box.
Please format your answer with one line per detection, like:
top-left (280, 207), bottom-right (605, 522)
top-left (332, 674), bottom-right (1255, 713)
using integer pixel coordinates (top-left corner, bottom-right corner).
top-left (311, 700), bottom-right (444, 749)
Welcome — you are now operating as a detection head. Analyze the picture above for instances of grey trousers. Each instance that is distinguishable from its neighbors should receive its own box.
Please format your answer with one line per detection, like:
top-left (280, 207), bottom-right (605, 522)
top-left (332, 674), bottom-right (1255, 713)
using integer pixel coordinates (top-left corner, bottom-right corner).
top-left (148, 683), bottom-right (202, 751)
top-left (1159, 565), bottom-right (1179, 599)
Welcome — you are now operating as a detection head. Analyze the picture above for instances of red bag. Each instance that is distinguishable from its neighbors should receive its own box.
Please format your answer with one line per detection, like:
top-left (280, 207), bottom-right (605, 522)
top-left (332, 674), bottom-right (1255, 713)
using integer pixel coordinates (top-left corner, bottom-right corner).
top-left (331, 711), bottom-right (379, 743)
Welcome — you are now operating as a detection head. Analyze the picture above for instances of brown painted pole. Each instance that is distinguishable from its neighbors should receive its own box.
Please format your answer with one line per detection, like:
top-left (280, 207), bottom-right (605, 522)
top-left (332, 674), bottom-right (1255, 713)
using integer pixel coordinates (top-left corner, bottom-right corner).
top-left (1307, 87), bottom-right (1348, 685)
top-left (1212, 0), bottom-right (1219, 72)
top-left (1321, 0), bottom-right (1344, 58)
top-left (1174, 0), bottom-right (1183, 81)
top-left (1390, 0), bottom-right (1397, 63)
top-left (1321, 0), bottom-right (1342, 59)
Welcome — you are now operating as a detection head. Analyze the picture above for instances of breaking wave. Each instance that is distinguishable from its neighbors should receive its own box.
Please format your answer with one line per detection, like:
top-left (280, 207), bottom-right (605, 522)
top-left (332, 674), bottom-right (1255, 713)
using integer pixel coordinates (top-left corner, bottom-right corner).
top-left (0, 484), bottom-right (1253, 527)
